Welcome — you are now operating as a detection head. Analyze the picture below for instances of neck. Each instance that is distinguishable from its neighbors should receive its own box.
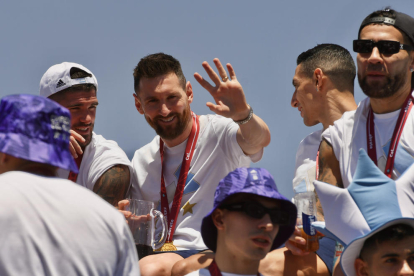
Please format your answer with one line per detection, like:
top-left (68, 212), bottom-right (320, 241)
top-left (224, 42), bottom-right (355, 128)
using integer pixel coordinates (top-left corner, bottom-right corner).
top-left (214, 246), bottom-right (260, 275)
top-left (320, 90), bottom-right (357, 130)
top-left (370, 85), bottom-right (412, 114)
top-left (161, 118), bottom-right (193, 147)
top-left (17, 162), bottom-right (57, 177)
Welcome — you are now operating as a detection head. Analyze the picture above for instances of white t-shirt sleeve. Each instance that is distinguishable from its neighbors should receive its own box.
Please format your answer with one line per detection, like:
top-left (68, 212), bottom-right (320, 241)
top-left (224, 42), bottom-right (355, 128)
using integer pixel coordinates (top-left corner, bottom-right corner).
top-left (87, 138), bottom-right (133, 188)
top-left (210, 115), bottom-right (263, 165)
top-left (114, 223), bottom-right (141, 276)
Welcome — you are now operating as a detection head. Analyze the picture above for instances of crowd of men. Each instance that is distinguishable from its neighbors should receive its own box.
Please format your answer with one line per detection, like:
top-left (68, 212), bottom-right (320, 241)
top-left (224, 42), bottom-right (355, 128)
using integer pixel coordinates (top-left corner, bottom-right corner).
top-left (0, 7), bottom-right (413, 276)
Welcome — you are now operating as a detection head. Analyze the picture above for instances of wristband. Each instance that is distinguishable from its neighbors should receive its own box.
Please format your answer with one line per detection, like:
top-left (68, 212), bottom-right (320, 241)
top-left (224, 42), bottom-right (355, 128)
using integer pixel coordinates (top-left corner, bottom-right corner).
top-left (233, 105), bottom-right (253, 125)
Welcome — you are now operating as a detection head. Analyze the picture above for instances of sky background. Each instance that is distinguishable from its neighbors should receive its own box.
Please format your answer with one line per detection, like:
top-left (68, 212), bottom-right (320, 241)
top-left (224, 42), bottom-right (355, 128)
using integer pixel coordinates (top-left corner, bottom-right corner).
top-left (1, 0), bottom-right (413, 200)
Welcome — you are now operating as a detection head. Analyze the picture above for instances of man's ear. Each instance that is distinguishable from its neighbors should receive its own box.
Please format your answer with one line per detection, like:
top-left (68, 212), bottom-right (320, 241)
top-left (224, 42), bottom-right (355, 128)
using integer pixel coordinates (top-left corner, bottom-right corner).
top-left (313, 68), bottom-right (325, 92)
top-left (211, 209), bottom-right (225, 230)
top-left (354, 258), bottom-right (369, 276)
top-left (133, 93), bottom-right (144, 115)
top-left (186, 81), bottom-right (194, 104)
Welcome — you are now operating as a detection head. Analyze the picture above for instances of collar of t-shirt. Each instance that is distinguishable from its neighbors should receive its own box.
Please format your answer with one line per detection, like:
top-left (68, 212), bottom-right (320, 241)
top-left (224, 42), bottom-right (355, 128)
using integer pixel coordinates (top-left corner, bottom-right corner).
top-left (373, 109), bottom-right (400, 148)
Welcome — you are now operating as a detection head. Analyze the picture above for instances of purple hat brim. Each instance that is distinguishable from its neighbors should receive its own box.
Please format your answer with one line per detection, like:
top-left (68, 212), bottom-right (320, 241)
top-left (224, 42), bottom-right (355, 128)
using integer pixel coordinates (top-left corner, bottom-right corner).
top-left (0, 132), bottom-right (78, 173)
top-left (201, 192), bottom-right (297, 252)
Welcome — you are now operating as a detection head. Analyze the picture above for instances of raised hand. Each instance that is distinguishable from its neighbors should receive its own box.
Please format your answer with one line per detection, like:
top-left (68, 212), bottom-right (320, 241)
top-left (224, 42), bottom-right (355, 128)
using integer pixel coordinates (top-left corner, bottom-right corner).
top-left (194, 58), bottom-right (250, 121)
top-left (69, 130), bottom-right (85, 158)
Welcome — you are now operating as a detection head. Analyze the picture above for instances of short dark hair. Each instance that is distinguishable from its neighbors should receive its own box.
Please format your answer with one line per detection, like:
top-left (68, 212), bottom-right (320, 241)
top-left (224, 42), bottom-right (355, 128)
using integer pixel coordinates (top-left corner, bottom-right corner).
top-left (359, 223), bottom-right (414, 262)
top-left (297, 44), bottom-right (356, 93)
top-left (133, 53), bottom-right (186, 94)
top-left (49, 67), bottom-right (96, 101)
top-left (360, 7), bottom-right (414, 47)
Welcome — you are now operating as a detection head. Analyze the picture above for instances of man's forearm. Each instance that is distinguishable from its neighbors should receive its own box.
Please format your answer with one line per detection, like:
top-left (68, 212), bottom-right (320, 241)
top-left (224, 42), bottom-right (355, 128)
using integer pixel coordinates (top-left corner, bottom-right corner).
top-left (236, 114), bottom-right (271, 155)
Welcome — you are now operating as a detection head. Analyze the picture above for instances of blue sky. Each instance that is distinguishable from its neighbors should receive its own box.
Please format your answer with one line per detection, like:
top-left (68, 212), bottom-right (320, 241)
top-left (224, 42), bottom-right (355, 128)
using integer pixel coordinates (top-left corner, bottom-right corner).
top-left (1, 0), bottom-right (413, 199)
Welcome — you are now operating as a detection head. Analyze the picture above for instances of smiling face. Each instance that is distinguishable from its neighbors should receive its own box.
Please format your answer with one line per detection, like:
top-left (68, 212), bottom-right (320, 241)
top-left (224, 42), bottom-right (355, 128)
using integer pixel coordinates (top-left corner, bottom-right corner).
top-left (291, 64), bottom-right (321, 126)
top-left (213, 194), bottom-right (280, 261)
top-left (134, 73), bottom-right (193, 145)
top-left (51, 89), bottom-right (98, 148)
top-left (355, 235), bottom-right (414, 276)
top-left (357, 24), bottom-right (414, 99)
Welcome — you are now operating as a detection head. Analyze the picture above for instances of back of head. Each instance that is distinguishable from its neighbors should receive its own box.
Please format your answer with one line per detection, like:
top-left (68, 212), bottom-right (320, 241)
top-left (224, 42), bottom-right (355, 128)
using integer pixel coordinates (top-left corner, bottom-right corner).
top-left (359, 223), bottom-right (414, 262)
top-left (39, 62), bottom-right (98, 100)
top-left (133, 52), bottom-right (186, 94)
top-left (0, 94), bottom-right (78, 173)
top-left (297, 44), bottom-right (356, 93)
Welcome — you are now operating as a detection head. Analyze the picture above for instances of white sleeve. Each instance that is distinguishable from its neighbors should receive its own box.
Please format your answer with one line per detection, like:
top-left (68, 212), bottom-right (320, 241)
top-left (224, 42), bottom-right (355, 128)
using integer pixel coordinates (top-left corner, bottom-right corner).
top-left (210, 115), bottom-right (263, 165)
top-left (114, 223), bottom-right (140, 276)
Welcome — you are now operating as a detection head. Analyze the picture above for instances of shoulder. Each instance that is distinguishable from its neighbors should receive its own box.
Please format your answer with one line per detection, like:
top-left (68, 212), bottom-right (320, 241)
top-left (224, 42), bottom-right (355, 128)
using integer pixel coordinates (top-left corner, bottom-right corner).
top-left (131, 135), bottom-right (160, 165)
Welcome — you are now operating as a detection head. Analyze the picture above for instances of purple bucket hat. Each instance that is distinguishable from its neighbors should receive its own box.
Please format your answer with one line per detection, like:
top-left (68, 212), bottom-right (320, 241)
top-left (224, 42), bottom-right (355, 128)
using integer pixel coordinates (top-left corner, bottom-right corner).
top-left (201, 167), bottom-right (297, 252)
top-left (0, 94), bottom-right (78, 173)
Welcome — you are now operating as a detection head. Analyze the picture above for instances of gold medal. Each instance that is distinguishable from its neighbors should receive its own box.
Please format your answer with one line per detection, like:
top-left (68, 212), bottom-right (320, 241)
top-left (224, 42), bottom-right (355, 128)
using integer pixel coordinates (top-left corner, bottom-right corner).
top-left (155, 242), bottom-right (177, 251)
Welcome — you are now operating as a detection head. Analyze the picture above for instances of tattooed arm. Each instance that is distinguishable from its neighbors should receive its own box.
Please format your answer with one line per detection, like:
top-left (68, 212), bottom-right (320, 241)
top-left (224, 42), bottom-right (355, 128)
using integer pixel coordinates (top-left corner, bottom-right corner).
top-left (316, 138), bottom-right (343, 221)
top-left (93, 164), bottom-right (130, 208)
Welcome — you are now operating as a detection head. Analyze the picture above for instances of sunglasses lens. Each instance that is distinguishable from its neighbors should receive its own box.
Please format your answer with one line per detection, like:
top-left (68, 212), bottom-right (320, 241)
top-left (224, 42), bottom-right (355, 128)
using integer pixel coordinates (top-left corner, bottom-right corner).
top-left (245, 203), bottom-right (265, 219)
top-left (378, 41), bottom-right (400, 54)
top-left (354, 40), bottom-right (373, 53)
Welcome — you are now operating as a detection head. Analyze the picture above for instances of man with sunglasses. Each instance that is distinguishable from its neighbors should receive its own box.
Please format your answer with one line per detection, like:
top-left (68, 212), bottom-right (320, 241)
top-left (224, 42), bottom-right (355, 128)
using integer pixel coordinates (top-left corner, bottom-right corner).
top-left (319, 8), bottom-right (414, 191)
top-left (183, 167), bottom-right (296, 276)
top-left (318, 9), bottom-right (414, 274)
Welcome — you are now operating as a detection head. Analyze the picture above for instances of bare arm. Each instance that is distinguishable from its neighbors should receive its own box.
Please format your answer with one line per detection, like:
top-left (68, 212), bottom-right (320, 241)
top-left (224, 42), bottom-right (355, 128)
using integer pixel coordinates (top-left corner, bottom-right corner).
top-left (194, 58), bottom-right (270, 155)
top-left (93, 164), bottom-right (130, 208)
top-left (316, 138), bottom-right (343, 220)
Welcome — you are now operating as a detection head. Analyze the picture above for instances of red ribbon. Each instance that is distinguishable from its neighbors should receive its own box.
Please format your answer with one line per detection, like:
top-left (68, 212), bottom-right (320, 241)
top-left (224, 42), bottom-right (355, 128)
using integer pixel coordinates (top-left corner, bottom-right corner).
top-left (68, 153), bottom-right (84, 182)
top-left (160, 112), bottom-right (200, 243)
top-left (366, 91), bottom-right (414, 178)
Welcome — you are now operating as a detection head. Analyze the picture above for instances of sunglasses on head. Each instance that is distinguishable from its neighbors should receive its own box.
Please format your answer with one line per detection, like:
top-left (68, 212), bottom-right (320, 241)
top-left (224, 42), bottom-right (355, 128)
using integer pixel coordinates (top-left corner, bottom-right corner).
top-left (220, 201), bottom-right (292, 226)
top-left (353, 39), bottom-right (414, 55)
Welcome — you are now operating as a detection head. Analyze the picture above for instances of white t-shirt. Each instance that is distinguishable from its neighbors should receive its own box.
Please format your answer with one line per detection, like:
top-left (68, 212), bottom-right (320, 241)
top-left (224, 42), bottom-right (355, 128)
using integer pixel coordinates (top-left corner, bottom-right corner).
top-left (57, 132), bottom-right (133, 191)
top-left (293, 129), bottom-right (323, 193)
top-left (322, 93), bottom-right (414, 188)
top-left (0, 171), bottom-right (139, 276)
top-left (186, 269), bottom-right (263, 276)
top-left (130, 114), bottom-right (262, 250)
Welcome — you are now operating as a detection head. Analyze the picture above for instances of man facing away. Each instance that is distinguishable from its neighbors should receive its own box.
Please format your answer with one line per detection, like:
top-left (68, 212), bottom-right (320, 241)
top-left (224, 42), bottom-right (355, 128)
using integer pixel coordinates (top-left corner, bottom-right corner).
top-left (319, 8), bottom-right (414, 189)
top-left (126, 53), bottom-right (271, 275)
top-left (263, 44), bottom-right (357, 275)
top-left (40, 62), bottom-right (133, 207)
top-left (0, 94), bottom-right (139, 275)
top-left (185, 167), bottom-right (297, 276)
top-left (173, 44), bottom-right (357, 276)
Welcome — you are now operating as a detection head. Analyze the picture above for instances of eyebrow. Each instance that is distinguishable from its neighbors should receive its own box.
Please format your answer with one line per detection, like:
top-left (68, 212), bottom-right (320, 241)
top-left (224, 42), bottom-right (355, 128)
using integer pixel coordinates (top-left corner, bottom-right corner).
top-left (67, 102), bottom-right (99, 108)
top-left (381, 253), bottom-right (400, 258)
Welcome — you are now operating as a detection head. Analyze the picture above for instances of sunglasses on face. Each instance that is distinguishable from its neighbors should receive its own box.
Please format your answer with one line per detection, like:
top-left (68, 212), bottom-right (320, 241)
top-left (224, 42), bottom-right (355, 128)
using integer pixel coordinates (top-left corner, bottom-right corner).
top-left (353, 39), bottom-right (414, 55)
top-left (220, 201), bottom-right (292, 225)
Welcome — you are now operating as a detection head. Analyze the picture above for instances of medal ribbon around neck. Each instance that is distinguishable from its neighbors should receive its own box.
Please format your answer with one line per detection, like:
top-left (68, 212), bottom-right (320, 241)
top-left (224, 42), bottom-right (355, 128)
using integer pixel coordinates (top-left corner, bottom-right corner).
top-left (68, 153), bottom-right (84, 182)
top-left (208, 260), bottom-right (260, 276)
top-left (160, 112), bottom-right (199, 243)
top-left (366, 91), bottom-right (414, 178)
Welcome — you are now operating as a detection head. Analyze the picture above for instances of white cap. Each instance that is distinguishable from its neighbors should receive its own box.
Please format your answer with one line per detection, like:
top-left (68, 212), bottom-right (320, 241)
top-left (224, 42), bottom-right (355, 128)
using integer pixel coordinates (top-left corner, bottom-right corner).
top-left (39, 62), bottom-right (98, 98)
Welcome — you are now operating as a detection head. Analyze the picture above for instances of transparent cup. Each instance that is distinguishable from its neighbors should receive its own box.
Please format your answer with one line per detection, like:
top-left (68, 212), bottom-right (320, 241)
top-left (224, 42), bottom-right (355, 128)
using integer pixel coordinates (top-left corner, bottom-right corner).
top-left (125, 199), bottom-right (168, 259)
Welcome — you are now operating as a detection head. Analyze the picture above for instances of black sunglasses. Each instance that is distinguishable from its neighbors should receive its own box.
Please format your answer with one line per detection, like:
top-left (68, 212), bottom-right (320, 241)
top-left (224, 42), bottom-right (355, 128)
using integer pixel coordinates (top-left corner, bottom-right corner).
top-left (220, 201), bottom-right (293, 226)
top-left (353, 39), bottom-right (414, 55)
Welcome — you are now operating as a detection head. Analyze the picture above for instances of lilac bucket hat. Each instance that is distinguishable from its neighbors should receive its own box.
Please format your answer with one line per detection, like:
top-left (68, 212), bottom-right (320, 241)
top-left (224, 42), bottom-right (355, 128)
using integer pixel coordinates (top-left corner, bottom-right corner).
top-left (0, 94), bottom-right (78, 172)
top-left (201, 167), bottom-right (297, 252)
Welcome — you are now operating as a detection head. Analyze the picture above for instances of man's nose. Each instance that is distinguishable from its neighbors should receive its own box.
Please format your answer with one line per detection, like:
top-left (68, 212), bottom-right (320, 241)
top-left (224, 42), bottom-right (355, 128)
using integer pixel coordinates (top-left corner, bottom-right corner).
top-left (399, 260), bottom-right (414, 276)
top-left (367, 47), bottom-right (384, 64)
top-left (291, 91), bottom-right (298, 108)
top-left (258, 214), bottom-right (274, 232)
top-left (159, 103), bottom-right (170, 117)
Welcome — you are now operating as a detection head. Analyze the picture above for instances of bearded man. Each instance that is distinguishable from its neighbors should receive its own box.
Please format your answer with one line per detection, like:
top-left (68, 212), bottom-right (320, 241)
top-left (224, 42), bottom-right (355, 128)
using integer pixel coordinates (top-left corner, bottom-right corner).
top-left (127, 53), bottom-right (270, 276)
